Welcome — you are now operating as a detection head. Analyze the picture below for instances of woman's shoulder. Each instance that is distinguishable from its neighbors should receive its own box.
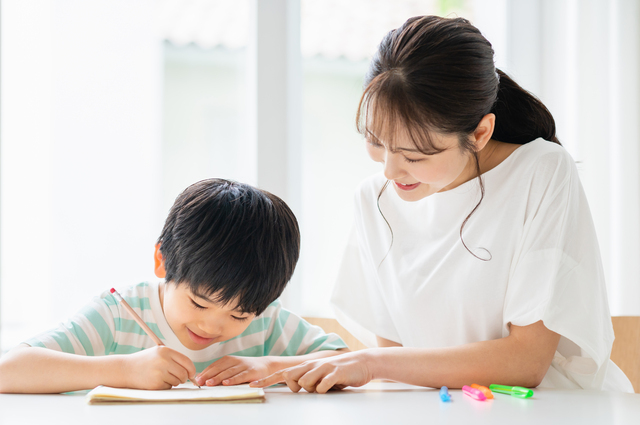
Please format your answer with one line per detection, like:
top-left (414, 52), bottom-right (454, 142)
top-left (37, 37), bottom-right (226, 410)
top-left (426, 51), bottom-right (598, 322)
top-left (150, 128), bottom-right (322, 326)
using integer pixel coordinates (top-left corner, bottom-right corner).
top-left (498, 138), bottom-right (576, 185)
top-left (520, 138), bottom-right (572, 162)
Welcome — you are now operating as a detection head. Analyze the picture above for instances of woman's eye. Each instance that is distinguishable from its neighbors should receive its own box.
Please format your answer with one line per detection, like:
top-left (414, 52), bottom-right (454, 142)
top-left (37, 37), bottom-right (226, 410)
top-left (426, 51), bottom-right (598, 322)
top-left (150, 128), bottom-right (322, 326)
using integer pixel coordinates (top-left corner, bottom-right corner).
top-left (404, 157), bottom-right (423, 163)
top-left (366, 139), bottom-right (383, 148)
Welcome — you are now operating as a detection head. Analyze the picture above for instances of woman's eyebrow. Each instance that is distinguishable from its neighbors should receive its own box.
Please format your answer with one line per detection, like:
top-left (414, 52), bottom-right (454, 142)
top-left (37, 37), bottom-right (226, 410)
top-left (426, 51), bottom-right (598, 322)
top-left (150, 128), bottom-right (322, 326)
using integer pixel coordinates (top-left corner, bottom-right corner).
top-left (394, 146), bottom-right (445, 155)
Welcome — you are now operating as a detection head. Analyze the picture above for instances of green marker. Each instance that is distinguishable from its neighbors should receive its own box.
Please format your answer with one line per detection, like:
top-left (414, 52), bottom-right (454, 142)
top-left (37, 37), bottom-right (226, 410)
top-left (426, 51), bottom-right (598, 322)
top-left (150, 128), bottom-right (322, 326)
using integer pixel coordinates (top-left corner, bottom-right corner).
top-left (489, 384), bottom-right (534, 398)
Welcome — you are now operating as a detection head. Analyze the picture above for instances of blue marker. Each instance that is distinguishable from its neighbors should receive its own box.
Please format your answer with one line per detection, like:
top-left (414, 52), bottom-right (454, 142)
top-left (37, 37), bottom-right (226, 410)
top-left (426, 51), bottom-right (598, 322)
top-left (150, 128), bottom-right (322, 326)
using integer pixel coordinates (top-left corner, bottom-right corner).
top-left (439, 386), bottom-right (451, 402)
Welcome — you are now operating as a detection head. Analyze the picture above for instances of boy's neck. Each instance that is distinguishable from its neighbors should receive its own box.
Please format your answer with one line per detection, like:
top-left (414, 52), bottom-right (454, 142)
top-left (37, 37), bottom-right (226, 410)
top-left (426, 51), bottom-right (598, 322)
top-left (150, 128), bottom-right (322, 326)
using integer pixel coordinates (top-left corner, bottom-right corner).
top-left (158, 281), bottom-right (165, 313)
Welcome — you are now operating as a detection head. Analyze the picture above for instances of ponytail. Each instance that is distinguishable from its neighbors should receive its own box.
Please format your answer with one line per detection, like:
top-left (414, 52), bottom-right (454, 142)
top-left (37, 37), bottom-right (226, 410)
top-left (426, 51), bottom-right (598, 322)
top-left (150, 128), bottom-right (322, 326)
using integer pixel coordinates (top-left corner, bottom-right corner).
top-left (492, 69), bottom-right (560, 145)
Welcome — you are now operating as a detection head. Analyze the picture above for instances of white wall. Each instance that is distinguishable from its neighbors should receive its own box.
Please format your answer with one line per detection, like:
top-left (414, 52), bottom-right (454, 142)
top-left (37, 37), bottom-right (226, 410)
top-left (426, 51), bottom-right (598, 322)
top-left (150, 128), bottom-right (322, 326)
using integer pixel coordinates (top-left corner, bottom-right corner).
top-left (1, 0), bottom-right (163, 350)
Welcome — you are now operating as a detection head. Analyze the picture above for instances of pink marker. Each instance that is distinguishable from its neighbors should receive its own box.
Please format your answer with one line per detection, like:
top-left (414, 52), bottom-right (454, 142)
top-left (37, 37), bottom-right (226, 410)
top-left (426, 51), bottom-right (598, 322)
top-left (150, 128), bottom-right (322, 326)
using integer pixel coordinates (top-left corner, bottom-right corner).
top-left (462, 385), bottom-right (487, 401)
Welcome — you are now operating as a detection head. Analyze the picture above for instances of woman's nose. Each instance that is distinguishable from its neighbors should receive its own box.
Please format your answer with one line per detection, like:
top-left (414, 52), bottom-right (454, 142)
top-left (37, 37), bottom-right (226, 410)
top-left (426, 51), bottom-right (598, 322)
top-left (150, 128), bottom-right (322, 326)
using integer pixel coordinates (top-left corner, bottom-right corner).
top-left (383, 153), bottom-right (404, 181)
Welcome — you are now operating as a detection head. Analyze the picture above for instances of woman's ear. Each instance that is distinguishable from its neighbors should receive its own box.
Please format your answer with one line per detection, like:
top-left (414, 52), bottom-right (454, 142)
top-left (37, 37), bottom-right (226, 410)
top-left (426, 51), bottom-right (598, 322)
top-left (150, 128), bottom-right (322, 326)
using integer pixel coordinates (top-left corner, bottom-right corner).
top-left (154, 243), bottom-right (166, 278)
top-left (472, 113), bottom-right (496, 151)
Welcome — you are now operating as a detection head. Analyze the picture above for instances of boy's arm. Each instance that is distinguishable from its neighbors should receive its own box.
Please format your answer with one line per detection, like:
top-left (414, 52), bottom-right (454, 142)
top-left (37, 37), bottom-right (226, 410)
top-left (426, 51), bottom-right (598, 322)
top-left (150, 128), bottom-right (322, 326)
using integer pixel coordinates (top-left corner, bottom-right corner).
top-left (0, 343), bottom-right (196, 393)
top-left (195, 348), bottom-right (349, 387)
top-left (0, 344), bottom-right (126, 393)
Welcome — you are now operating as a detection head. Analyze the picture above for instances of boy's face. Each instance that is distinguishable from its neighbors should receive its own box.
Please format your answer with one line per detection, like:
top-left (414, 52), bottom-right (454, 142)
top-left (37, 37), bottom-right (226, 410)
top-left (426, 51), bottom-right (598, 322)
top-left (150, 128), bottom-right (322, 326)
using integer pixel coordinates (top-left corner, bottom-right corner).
top-left (160, 282), bottom-right (255, 350)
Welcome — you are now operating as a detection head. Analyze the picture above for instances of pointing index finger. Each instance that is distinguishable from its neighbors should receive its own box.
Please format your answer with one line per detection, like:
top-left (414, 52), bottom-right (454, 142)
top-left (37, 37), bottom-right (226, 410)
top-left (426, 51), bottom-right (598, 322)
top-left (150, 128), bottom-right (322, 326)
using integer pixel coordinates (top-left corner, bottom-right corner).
top-left (250, 370), bottom-right (285, 388)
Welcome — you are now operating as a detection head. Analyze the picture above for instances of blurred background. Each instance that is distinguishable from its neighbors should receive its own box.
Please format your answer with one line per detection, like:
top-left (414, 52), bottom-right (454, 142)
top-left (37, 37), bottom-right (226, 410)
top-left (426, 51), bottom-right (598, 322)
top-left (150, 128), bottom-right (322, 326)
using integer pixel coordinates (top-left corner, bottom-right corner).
top-left (1, 0), bottom-right (639, 351)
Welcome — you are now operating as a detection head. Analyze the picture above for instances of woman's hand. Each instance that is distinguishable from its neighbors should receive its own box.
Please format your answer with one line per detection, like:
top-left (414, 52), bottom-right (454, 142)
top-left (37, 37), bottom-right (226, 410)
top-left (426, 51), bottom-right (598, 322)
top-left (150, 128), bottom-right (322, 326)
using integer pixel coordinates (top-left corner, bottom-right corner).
top-left (196, 356), bottom-right (273, 387)
top-left (250, 351), bottom-right (374, 393)
top-left (121, 346), bottom-right (196, 390)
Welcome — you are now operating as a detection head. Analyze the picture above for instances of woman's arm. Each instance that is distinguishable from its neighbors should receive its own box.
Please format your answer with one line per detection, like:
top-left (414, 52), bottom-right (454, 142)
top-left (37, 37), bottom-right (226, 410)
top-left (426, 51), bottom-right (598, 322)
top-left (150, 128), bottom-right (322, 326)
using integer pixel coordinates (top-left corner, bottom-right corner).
top-left (369, 321), bottom-right (559, 388)
top-left (252, 320), bottom-right (560, 392)
top-left (269, 348), bottom-right (351, 371)
top-left (0, 343), bottom-right (196, 393)
top-left (195, 348), bottom-right (350, 386)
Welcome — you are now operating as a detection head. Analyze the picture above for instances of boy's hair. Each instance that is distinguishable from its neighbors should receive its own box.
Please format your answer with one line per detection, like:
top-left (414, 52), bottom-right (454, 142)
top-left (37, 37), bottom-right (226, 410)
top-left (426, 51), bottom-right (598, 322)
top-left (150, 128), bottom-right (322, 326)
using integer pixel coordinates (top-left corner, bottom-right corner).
top-left (157, 178), bottom-right (300, 315)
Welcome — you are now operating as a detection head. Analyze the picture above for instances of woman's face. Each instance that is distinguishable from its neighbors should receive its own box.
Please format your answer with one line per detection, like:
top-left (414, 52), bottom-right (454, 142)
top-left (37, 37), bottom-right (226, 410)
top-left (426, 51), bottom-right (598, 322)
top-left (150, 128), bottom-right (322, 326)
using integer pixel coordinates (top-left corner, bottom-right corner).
top-left (366, 130), bottom-right (476, 202)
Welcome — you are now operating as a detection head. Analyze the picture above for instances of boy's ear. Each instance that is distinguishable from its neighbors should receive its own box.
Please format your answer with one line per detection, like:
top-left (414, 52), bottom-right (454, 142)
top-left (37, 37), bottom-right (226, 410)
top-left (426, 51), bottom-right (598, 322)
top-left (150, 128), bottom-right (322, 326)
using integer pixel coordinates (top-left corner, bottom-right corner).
top-left (154, 243), bottom-right (166, 278)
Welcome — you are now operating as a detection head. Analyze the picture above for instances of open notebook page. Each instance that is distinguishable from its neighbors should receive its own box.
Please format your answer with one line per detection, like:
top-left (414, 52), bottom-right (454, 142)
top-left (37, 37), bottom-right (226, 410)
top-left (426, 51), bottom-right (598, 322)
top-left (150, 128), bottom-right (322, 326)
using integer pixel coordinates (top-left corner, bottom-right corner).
top-left (86, 382), bottom-right (265, 404)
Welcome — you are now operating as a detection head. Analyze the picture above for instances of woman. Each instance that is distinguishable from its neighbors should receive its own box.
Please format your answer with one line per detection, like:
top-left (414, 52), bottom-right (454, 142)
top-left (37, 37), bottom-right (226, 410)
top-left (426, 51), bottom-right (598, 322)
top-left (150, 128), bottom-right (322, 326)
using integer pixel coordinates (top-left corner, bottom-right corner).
top-left (252, 15), bottom-right (633, 393)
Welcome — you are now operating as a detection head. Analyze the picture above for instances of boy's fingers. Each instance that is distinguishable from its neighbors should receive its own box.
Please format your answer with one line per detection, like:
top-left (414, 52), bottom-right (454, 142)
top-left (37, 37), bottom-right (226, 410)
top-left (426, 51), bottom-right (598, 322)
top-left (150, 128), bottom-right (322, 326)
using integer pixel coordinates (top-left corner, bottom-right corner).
top-left (165, 370), bottom-right (183, 387)
top-left (196, 357), bottom-right (234, 383)
top-left (221, 371), bottom-right (251, 386)
top-left (168, 350), bottom-right (197, 380)
top-left (167, 362), bottom-right (189, 384)
top-left (206, 366), bottom-right (243, 386)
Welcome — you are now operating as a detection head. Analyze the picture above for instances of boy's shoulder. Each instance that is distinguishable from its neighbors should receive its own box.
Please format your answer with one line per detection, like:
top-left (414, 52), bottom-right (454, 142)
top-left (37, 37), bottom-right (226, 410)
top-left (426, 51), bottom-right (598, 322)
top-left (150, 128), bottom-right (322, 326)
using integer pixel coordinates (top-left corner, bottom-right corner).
top-left (99, 282), bottom-right (153, 307)
top-left (95, 282), bottom-right (160, 334)
top-left (253, 299), bottom-right (283, 321)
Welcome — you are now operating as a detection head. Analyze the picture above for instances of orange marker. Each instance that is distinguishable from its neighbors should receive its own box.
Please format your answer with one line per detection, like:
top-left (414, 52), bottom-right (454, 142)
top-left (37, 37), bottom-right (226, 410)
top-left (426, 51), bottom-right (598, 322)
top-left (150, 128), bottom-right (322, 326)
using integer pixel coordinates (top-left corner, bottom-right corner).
top-left (471, 384), bottom-right (494, 399)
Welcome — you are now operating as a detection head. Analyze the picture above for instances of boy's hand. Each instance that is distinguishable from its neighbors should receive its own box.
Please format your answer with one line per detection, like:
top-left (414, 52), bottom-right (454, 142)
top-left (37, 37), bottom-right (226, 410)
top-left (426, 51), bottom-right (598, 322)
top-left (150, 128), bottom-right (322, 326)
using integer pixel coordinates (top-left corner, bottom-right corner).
top-left (196, 356), bottom-right (273, 387)
top-left (250, 351), bottom-right (371, 393)
top-left (121, 346), bottom-right (196, 390)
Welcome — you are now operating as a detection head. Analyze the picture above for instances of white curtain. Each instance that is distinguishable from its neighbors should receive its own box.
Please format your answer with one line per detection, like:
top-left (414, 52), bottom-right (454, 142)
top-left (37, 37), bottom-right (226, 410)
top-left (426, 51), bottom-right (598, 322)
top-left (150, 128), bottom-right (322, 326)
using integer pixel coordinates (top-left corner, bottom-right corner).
top-left (475, 0), bottom-right (640, 315)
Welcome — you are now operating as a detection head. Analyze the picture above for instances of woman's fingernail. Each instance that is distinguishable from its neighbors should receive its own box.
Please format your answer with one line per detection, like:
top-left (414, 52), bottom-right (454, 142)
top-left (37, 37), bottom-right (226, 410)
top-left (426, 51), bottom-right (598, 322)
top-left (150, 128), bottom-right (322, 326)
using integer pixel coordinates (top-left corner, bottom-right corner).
top-left (223, 380), bottom-right (229, 385)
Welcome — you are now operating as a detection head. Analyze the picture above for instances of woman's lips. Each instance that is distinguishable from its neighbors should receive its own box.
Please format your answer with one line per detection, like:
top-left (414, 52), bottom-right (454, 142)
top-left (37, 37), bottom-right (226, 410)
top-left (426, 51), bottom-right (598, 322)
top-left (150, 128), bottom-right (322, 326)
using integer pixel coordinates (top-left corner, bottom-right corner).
top-left (394, 181), bottom-right (421, 191)
top-left (187, 328), bottom-right (216, 345)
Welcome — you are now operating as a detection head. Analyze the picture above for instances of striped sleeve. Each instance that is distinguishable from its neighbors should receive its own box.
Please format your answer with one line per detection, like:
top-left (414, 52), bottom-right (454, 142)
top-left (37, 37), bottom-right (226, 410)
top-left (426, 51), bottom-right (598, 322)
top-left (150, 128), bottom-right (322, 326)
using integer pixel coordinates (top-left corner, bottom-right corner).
top-left (262, 301), bottom-right (348, 356)
top-left (24, 294), bottom-right (116, 356)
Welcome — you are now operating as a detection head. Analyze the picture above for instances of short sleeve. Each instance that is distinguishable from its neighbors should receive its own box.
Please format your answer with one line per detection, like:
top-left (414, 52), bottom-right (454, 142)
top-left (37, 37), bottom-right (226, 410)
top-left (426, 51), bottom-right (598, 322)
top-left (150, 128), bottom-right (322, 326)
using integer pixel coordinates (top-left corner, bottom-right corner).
top-left (504, 152), bottom-right (621, 390)
top-left (261, 301), bottom-right (347, 356)
top-left (331, 220), bottom-right (401, 348)
top-left (24, 293), bottom-right (117, 356)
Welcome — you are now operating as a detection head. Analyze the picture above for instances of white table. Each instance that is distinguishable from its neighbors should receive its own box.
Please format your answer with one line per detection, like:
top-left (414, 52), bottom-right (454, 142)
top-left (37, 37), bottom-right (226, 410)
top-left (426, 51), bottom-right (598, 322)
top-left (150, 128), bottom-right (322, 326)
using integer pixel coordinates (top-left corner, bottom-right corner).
top-left (1, 382), bottom-right (639, 424)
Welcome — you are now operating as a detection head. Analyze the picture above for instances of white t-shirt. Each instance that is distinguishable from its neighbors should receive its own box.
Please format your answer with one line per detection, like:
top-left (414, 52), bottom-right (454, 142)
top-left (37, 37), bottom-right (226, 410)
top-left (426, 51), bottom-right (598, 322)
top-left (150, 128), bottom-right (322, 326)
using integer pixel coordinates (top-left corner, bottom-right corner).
top-left (331, 138), bottom-right (633, 392)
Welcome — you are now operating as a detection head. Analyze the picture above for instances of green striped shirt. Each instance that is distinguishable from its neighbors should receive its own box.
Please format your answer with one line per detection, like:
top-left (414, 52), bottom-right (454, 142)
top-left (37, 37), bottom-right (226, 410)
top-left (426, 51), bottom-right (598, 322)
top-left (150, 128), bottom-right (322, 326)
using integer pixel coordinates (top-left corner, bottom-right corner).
top-left (25, 282), bottom-right (347, 373)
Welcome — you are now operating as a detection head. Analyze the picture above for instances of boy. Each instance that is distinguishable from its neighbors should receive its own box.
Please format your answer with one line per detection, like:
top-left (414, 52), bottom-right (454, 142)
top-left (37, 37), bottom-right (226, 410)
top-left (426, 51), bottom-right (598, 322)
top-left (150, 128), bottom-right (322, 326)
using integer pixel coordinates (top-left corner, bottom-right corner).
top-left (0, 179), bottom-right (347, 393)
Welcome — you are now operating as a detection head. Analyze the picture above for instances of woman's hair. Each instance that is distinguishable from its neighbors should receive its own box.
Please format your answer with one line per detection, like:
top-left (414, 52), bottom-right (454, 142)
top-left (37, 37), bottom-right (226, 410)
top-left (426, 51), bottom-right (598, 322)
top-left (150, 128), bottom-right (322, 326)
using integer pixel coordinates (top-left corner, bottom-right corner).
top-left (356, 15), bottom-right (560, 260)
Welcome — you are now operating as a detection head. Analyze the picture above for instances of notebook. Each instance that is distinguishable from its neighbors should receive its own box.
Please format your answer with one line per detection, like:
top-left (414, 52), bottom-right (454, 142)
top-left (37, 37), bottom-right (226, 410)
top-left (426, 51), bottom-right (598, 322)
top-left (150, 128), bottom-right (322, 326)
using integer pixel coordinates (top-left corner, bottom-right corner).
top-left (85, 382), bottom-right (265, 404)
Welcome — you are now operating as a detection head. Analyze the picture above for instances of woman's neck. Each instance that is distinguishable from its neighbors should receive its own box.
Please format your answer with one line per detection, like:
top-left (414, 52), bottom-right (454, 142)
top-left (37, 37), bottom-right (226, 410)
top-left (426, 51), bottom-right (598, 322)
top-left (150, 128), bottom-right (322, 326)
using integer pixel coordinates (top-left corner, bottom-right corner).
top-left (441, 139), bottom-right (521, 192)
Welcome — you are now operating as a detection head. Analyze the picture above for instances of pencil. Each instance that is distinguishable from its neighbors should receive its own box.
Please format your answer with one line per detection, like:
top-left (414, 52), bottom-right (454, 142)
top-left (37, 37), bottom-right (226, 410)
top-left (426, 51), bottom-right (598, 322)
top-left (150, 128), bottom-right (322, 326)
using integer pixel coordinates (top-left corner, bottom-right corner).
top-left (110, 288), bottom-right (201, 388)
